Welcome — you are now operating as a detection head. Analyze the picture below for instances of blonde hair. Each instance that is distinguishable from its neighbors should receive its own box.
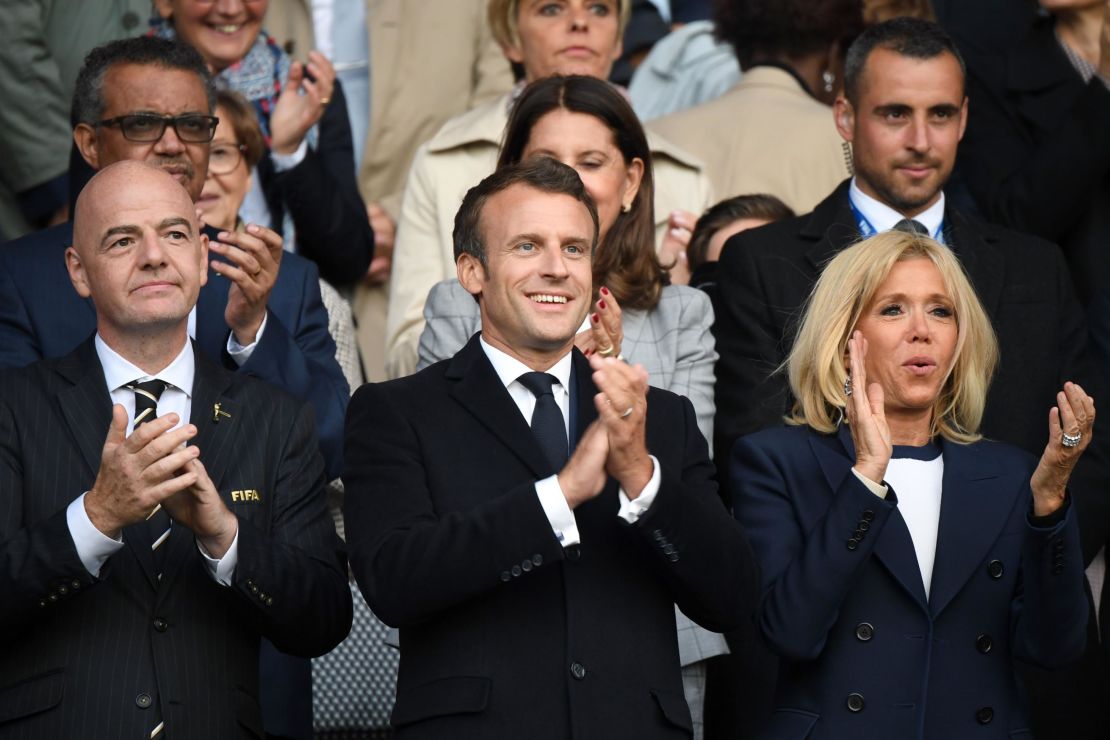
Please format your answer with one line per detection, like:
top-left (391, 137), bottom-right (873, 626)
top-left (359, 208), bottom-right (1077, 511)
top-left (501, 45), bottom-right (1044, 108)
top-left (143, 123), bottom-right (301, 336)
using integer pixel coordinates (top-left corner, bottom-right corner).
top-left (786, 231), bottom-right (997, 444)
top-left (488, 0), bottom-right (631, 53)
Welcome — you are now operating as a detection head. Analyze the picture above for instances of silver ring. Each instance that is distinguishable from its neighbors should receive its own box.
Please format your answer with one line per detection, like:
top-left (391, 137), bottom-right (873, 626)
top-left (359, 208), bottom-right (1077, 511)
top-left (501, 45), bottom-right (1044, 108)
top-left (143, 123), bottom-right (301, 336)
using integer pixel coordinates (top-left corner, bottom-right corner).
top-left (1062, 431), bottom-right (1082, 448)
top-left (620, 407), bottom-right (634, 419)
top-left (843, 377), bottom-right (853, 397)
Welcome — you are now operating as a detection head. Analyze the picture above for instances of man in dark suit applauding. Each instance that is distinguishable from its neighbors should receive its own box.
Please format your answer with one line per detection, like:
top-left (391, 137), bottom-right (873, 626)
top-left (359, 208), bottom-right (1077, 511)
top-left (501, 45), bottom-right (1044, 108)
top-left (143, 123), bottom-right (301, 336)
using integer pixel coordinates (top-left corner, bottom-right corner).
top-left (0, 161), bottom-right (351, 739)
top-left (713, 16), bottom-right (1109, 740)
top-left (343, 158), bottom-right (757, 739)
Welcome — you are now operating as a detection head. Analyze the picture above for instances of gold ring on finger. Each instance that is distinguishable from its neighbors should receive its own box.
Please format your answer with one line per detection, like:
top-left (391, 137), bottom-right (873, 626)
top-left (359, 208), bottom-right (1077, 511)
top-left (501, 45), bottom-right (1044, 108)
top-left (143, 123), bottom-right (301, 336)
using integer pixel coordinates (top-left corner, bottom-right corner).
top-left (597, 344), bottom-right (616, 357)
top-left (320, 97), bottom-right (331, 105)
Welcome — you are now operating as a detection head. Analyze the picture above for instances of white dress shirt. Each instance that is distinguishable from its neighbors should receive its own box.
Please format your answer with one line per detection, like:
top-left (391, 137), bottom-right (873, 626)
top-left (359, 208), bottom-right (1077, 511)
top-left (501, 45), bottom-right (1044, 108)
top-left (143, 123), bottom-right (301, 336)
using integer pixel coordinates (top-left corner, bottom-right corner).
top-left (65, 335), bottom-right (239, 584)
top-left (848, 177), bottom-right (946, 241)
top-left (479, 338), bottom-right (661, 548)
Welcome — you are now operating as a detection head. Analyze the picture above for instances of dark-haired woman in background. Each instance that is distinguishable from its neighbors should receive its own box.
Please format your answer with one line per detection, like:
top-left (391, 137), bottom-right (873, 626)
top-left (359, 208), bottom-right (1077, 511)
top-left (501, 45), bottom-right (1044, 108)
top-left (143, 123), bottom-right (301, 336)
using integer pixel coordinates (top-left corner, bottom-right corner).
top-left (416, 74), bottom-right (722, 738)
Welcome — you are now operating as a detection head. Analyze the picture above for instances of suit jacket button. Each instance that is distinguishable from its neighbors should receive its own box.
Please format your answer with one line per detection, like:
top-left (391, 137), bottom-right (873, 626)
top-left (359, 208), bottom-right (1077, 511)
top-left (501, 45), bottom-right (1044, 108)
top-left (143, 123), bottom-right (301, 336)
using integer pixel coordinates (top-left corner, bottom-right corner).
top-left (570, 662), bottom-right (587, 680)
top-left (567, 546), bottom-right (581, 561)
top-left (987, 560), bottom-right (1003, 579)
top-left (1053, 565), bottom-right (1064, 575)
top-left (48, 594), bottom-right (58, 602)
top-left (846, 693), bottom-right (865, 712)
top-left (652, 529), bottom-right (664, 541)
top-left (511, 565), bottom-right (522, 577)
top-left (153, 619), bottom-right (168, 633)
top-left (858, 520), bottom-right (870, 532)
top-left (265, 596), bottom-right (274, 606)
top-left (663, 544), bottom-right (676, 555)
top-left (862, 510), bottom-right (875, 522)
top-left (976, 634), bottom-right (992, 654)
top-left (855, 623), bottom-right (874, 641)
top-left (846, 539), bottom-right (859, 551)
top-left (71, 580), bottom-right (81, 589)
top-left (521, 559), bottom-right (533, 572)
top-left (58, 585), bottom-right (69, 596)
top-left (976, 707), bottom-right (994, 724)
top-left (668, 553), bottom-right (680, 562)
top-left (39, 600), bottom-right (46, 608)
top-left (532, 554), bottom-right (543, 566)
top-left (500, 571), bottom-right (511, 582)
top-left (250, 584), bottom-right (260, 594)
top-left (853, 529), bottom-right (865, 539)
top-left (135, 693), bottom-right (152, 709)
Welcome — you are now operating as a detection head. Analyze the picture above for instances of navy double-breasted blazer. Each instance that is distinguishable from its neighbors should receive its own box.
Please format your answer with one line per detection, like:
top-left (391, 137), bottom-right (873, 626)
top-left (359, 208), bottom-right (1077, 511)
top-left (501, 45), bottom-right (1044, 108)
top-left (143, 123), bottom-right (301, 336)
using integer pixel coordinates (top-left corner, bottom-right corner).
top-left (732, 424), bottom-right (1087, 740)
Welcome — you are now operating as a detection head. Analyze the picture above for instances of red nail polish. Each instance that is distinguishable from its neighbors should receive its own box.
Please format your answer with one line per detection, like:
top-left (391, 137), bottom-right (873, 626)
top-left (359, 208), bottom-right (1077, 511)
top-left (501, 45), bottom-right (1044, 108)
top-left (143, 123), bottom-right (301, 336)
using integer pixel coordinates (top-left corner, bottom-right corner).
top-left (598, 300), bottom-right (606, 309)
top-left (592, 313), bottom-right (599, 323)
top-left (600, 287), bottom-right (609, 296)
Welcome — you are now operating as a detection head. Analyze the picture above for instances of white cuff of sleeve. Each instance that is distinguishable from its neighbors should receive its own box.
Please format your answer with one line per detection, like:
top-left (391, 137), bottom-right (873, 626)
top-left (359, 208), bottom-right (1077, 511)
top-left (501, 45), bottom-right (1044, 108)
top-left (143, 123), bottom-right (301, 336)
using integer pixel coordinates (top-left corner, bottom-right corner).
top-left (227, 312), bottom-right (268, 366)
top-left (66, 493), bottom-right (124, 577)
top-left (617, 455), bottom-right (661, 523)
top-left (852, 467), bottom-right (888, 499)
top-left (269, 139), bottom-right (308, 172)
top-left (197, 525), bottom-right (240, 586)
top-left (535, 475), bottom-right (580, 547)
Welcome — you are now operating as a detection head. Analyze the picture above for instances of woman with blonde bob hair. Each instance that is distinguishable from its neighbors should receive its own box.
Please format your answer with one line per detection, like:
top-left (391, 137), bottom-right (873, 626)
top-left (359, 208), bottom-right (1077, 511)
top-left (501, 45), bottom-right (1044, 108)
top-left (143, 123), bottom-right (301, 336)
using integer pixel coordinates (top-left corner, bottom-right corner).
top-left (731, 230), bottom-right (1095, 739)
top-left (786, 231), bottom-right (997, 443)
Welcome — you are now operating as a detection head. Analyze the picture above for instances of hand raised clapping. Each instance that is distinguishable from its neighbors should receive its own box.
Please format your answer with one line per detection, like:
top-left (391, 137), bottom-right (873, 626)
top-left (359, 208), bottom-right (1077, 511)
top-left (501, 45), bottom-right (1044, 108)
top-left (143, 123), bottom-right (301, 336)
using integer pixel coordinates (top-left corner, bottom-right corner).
top-left (1030, 382), bottom-right (1095, 516)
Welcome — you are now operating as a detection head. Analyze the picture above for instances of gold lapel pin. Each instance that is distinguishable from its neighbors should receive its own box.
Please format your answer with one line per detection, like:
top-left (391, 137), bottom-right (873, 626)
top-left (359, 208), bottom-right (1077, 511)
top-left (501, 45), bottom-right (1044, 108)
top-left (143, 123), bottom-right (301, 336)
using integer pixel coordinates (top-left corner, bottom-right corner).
top-left (213, 402), bottom-right (232, 423)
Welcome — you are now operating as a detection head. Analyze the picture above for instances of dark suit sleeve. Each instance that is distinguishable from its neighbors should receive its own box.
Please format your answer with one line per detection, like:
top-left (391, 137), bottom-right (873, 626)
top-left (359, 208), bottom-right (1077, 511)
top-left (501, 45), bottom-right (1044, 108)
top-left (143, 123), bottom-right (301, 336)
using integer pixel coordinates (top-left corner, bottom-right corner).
top-left (731, 435), bottom-right (898, 661)
top-left (712, 233), bottom-right (793, 476)
top-left (958, 46), bottom-right (1110, 244)
top-left (0, 246), bottom-right (45, 369)
top-left (238, 260), bottom-right (348, 481)
top-left (631, 395), bottom-right (760, 633)
top-left (267, 80), bottom-right (374, 288)
top-left (0, 387), bottom-right (95, 634)
top-left (1014, 501), bottom-right (1088, 668)
top-left (229, 401), bottom-right (352, 658)
top-left (342, 382), bottom-right (568, 627)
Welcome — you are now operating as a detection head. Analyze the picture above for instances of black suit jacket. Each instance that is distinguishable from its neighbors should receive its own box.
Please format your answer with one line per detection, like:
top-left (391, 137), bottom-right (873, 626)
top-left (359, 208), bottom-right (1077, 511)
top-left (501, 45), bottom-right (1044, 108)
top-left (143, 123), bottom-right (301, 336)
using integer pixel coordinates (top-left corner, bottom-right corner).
top-left (0, 221), bottom-right (349, 480)
top-left (0, 338), bottom-right (352, 739)
top-left (343, 336), bottom-right (758, 740)
top-left (956, 16), bottom-right (1110, 307)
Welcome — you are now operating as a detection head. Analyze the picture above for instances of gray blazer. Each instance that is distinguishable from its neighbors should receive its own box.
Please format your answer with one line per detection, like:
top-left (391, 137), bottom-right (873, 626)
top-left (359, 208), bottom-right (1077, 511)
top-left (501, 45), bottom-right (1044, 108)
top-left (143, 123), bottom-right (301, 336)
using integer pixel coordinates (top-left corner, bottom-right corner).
top-left (418, 280), bottom-right (718, 447)
top-left (417, 279), bottom-right (725, 668)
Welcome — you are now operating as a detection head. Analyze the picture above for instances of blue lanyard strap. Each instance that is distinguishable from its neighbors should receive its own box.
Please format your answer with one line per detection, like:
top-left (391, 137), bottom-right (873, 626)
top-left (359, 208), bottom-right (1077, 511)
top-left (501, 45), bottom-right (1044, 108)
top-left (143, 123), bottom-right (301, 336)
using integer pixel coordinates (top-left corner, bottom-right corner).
top-left (848, 198), bottom-right (946, 244)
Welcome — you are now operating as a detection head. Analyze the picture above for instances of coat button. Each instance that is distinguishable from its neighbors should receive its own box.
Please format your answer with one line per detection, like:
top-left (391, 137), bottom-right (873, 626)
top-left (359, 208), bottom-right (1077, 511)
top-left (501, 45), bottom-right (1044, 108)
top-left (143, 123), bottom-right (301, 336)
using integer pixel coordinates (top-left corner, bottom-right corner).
top-left (71, 580), bottom-right (81, 589)
top-left (532, 554), bottom-right (543, 566)
top-left (862, 510), bottom-right (875, 521)
top-left (987, 560), bottom-right (1003, 579)
top-left (976, 634), bottom-right (992, 654)
top-left (855, 623), bottom-right (874, 641)
top-left (858, 520), bottom-right (870, 532)
top-left (135, 693), bottom-right (152, 709)
top-left (521, 559), bottom-right (533, 572)
top-left (566, 545), bottom-right (581, 561)
top-left (58, 585), bottom-right (69, 596)
top-left (846, 693), bottom-right (865, 712)
top-left (511, 565), bottom-right (522, 577)
top-left (265, 596), bottom-right (273, 606)
top-left (153, 619), bottom-right (168, 632)
top-left (667, 553), bottom-right (680, 562)
top-left (853, 529), bottom-right (865, 540)
top-left (976, 707), bottom-right (994, 724)
top-left (570, 662), bottom-right (587, 680)
top-left (847, 539), bottom-right (859, 551)
top-left (663, 544), bottom-right (676, 555)
top-left (500, 571), bottom-right (511, 582)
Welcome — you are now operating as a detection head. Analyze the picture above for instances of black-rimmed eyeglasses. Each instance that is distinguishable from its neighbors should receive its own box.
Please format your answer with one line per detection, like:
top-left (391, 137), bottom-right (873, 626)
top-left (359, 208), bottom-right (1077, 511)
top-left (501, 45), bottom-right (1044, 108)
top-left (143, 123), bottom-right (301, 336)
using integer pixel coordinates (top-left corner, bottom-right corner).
top-left (95, 114), bottom-right (219, 143)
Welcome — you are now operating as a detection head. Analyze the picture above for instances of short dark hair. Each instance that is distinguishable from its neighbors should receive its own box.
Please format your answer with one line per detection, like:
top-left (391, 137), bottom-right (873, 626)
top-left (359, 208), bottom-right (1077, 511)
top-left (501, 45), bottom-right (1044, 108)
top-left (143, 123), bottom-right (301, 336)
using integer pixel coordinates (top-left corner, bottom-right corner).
top-left (843, 17), bottom-right (965, 104)
top-left (686, 194), bottom-right (794, 271)
top-left (713, 0), bottom-right (864, 68)
top-left (72, 36), bottom-right (216, 126)
top-left (498, 75), bottom-right (664, 311)
top-left (213, 89), bottom-right (266, 168)
top-left (453, 157), bottom-right (600, 267)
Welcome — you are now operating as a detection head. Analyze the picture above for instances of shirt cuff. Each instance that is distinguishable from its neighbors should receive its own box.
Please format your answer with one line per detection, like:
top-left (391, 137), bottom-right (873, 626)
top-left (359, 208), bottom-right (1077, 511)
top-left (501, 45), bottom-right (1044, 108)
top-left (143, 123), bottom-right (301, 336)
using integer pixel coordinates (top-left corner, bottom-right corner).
top-left (269, 139), bottom-right (308, 172)
top-left (227, 312), bottom-right (268, 366)
top-left (66, 493), bottom-right (124, 577)
top-left (197, 526), bottom-right (240, 586)
top-left (617, 455), bottom-right (661, 523)
top-left (852, 467), bottom-right (889, 499)
top-left (535, 475), bottom-right (580, 547)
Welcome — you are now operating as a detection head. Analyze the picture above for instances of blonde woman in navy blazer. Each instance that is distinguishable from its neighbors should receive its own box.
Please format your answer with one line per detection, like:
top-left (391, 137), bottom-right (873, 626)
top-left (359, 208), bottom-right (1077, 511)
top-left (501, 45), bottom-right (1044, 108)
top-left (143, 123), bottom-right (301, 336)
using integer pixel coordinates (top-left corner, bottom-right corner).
top-left (732, 231), bottom-right (1094, 739)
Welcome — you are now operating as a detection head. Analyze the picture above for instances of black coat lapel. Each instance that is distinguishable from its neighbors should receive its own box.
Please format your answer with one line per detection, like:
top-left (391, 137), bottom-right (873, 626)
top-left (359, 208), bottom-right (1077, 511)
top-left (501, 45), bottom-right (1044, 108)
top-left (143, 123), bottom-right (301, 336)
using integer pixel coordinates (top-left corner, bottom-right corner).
top-left (445, 335), bottom-right (553, 478)
top-left (927, 441), bottom-right (1013, 618)
top-left (811, 426), bottom-right (929, 609)
top-left (54, 337), bottom-right (113, 480)
top-left (943, 209), bottom-right (1005, 320)
top-left (157, 344), bottom-right (238, 596)
top-left (801, 181), bottom-right (863, 272)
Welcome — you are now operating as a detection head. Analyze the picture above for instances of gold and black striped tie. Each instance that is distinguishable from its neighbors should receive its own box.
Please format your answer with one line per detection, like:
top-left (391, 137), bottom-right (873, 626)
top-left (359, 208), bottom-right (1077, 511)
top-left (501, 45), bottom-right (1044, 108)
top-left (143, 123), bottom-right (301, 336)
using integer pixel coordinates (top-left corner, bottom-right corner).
top-left (126, 379), bottom-right (172, 576)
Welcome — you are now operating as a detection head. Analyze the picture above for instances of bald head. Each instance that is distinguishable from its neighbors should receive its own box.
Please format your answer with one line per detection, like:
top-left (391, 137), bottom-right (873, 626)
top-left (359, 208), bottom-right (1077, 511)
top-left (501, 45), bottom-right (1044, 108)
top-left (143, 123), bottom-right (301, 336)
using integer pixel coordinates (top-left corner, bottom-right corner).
top-left (67, 160), bottom-right (208, 352)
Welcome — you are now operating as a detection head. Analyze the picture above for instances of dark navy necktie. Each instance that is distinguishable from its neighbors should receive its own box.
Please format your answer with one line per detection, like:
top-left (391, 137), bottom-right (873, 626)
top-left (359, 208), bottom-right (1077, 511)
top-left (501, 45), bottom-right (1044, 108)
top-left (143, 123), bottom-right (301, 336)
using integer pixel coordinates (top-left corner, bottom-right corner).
top-left (517, 372), bottom-right (568, 471)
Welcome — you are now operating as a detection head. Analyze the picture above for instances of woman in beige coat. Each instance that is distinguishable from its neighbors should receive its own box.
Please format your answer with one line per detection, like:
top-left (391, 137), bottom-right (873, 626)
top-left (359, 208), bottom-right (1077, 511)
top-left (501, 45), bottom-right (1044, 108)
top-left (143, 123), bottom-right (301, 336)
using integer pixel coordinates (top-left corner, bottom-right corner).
top-left (385, 0), bottom-right (714, 379)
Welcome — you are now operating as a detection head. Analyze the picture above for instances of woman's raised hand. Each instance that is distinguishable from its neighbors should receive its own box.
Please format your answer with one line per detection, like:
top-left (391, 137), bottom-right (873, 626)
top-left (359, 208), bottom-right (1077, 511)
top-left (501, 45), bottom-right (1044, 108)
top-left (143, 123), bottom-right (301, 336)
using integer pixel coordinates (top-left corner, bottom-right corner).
top-left (845, 330), bottom-right (892, 485)
top-left (1030, 382), bottom-right (1096, 516)
top-left (574, 287), bottom-right (624, 359)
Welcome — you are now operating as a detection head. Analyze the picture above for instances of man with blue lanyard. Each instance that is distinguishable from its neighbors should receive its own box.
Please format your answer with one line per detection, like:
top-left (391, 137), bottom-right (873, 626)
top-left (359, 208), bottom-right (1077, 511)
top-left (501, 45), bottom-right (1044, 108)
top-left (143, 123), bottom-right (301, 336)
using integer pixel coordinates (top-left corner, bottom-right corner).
top-left (712, 16), bottom-right (1110, 740)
